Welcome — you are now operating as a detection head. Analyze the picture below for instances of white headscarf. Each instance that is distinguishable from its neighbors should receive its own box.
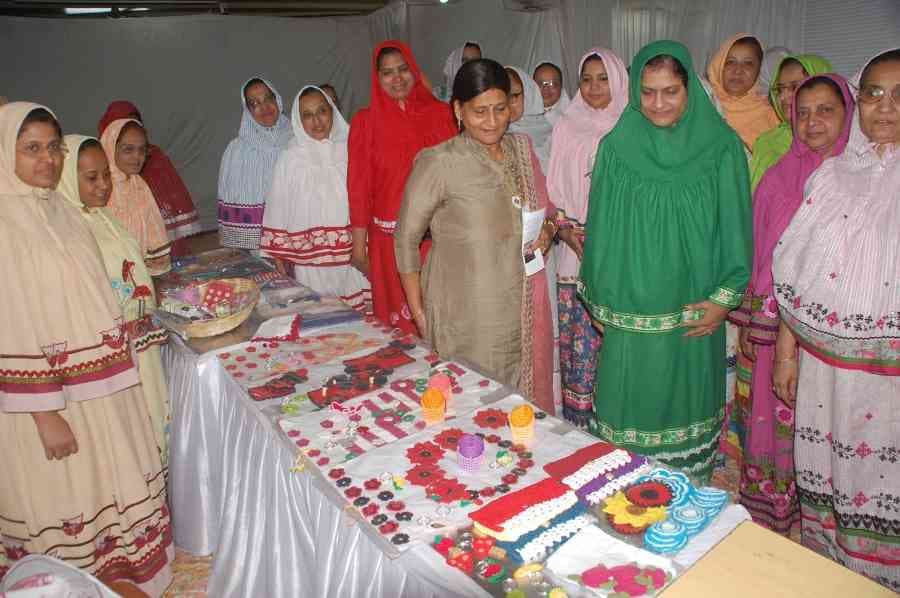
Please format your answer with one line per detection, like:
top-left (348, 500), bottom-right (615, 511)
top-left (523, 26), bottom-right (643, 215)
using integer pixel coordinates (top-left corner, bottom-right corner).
top-left (262, 85), bottom-right (350, 243)
top-left (531, 59), bottom-right (571, 126)
top-left (507, 66), bottom-right (554, 173)
top-left (217, 76), bottom-right (293, 245)
top-left (443, 41), bottom-right (481, 98)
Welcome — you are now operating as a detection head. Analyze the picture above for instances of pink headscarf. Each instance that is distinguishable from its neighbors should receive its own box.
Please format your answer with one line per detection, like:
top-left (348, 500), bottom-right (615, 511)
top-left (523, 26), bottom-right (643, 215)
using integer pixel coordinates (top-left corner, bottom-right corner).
top-left (747, 73), bottom-right (855, 339)
top-left (546, 48), bottom-right (628, 280)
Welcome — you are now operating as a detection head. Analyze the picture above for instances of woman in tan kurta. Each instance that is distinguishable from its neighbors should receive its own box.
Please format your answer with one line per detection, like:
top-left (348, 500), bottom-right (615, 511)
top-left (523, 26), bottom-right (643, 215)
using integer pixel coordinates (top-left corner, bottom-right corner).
top-left (0, 103), bottom-right (172, 595)
top-left (395, 59), bottom-right (557, 410)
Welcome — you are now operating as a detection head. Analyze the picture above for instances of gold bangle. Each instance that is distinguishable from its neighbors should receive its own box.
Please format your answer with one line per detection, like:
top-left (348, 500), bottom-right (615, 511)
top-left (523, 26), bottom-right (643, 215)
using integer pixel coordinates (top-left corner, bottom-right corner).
top-left (774, 356), bottom-right (797, 363)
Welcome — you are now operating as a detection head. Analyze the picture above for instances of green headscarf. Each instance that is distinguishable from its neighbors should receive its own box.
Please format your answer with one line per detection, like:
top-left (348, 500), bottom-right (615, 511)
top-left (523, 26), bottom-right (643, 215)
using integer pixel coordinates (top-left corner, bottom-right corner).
top-left (579, 40), bottom-right (751, 324)
top-left (748, 54), bottom-right (833, 191)
top-left (601, 40), bottom-right (738, 183)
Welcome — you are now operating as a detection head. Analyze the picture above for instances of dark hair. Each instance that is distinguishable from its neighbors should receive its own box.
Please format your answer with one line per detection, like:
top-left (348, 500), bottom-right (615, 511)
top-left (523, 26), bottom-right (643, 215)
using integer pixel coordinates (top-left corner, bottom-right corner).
top-left (18, 107), bottom-right (62, 139)
top-left (452, 58), bottom-right (510, 107)
top-left (860, 48), bottom-right (900, 87)
top-left (300, 87), bottom-right (327, 100)
top-left (733, 36), bottom-right (763, 62)
top-left (533, 61), bottom-right (563, 83)
top-left (581, 53), bottom-right (604, 77)
top-left (797, 76), bottom-right (846, 107)
top-left (779, 57), bottom-right (806, 75)
top-left (464, 42), bottom-right (481, 52)
top-left (644, 54), bottom-right (689, 88)
top-left (505, 67), bottom-right (523, 88)
top-left (117, 121), bottom-right (146, 145)
top-left (376, 46), bottom-right (403, 70)
top-left (78, 138), bottom-right (103, 157)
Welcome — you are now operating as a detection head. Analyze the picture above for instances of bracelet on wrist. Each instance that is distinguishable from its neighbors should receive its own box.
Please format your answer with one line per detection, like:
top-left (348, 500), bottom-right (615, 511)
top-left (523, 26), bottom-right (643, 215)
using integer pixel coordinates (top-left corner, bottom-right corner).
top-left (774, 356), bottom-right (797, 363)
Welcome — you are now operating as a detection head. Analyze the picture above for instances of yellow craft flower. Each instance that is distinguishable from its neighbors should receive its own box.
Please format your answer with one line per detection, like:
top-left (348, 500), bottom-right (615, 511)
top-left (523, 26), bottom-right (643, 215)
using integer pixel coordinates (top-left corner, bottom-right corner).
top-left (602, 491), bottom-right (667, 527)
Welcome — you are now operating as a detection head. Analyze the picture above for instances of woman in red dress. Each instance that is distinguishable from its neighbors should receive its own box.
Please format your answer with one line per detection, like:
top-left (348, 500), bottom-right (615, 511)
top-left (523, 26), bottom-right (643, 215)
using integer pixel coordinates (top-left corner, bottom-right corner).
top-left (348, 40), bottom-right (456, 334)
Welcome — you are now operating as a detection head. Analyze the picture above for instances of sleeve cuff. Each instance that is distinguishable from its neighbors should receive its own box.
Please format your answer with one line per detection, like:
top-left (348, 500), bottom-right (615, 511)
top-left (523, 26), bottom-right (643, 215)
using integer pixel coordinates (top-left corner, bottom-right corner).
top-left (708, 286), bottom-right (743, 309)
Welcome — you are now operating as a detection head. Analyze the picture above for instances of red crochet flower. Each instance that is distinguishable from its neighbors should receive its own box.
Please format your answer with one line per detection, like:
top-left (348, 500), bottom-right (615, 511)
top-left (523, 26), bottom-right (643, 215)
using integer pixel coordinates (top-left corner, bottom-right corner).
top-left (625, 481), bottom-right (673, 508)
top-left (378, 521), bottom-right (399, 534)
top-left (434, 428), bottom-right (465, 451)
top-left (364, 478), bottom-right (382, 491)
top-left (405, 463), bottom-right (445, 487)
top-left (344, 486), bottom-right (362, 499)
top-left (606, 513), bottom-right (648, 535)
top-left (485, 434), bottom-right (501, 444)
top-left (428, 478), bottom-right (470, 504)
top-left (328, 468), bottom-right (345, 480)
top-left (362, 503), bottom-right (379, 517)
top-left (517, 459), bottom-right (534, 469)
top-left (479, 486), bottom-right (496, 498)
top-left (502, 473), bottom-right (518, 485)
top-left (473, 408), bottom-right (507, 430)
top-left (406, 441), bottom-right (445, 464)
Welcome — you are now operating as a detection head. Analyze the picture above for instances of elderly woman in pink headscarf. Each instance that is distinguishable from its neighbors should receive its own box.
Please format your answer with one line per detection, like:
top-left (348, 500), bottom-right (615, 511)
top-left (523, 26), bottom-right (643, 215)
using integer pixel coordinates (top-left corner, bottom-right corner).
top-left (731, 73), bottom-right (855, 535)
top-left (546, 48), bottom-right (628, 427)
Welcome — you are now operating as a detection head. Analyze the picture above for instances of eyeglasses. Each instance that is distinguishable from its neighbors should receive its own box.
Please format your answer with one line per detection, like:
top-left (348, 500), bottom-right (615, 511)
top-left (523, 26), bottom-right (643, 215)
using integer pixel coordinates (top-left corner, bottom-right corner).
top-left (247, 93), bottom-right (277, 112)
top-left (17, 140), bottom-right (68, 158)
top-left (774, 81), bottom-right (802, 95)
top-left (537, 80), bottom-right (560, 89)
top-left (858, 84), bottom-right (900, 105)
top-left (117, 144), bottom-right (149, 158)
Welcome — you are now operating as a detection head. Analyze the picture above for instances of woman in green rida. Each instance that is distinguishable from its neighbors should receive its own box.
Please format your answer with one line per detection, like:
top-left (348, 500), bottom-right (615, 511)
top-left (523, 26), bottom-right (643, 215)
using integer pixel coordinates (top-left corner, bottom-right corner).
top-left (578, 40), bottom-right (752, 481)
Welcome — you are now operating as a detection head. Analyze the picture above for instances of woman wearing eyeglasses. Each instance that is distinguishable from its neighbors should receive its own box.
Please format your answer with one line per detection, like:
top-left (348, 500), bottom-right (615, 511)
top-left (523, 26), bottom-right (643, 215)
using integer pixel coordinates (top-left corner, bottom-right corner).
top-left (731, 73), bottom-right (855, 536)
top-left (217, 77), bottom-right (293, 249)
top-left (533, 61), bottom-right (570, 126)
top-left (98, 101), bottom-right (202, 256)
top-left (99, 118), bottom-right (171, 275)
top-left (748, 54), bottom-right (833, 191)
top-left (0, 102), bottom-right (173, 596)
top-left (772, 49), bottom-right (900, 590)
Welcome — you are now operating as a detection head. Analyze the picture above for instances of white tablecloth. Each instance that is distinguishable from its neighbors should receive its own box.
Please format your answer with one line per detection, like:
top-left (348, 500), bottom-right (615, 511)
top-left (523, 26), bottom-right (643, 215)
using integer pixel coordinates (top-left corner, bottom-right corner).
top-left (162, 336), bottom-right (487, 598)
top-left (163, 333), bottom-right (750, 597)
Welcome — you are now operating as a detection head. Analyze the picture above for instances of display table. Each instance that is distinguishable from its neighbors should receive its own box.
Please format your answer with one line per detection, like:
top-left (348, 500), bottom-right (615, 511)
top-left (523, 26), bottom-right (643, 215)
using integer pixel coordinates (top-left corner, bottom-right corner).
top-left (164, 318), bottom-right (752, 597)
top-left (163, 332), bottom-right (489, 597)
top-left (661, 521), bottom-right (896, 597)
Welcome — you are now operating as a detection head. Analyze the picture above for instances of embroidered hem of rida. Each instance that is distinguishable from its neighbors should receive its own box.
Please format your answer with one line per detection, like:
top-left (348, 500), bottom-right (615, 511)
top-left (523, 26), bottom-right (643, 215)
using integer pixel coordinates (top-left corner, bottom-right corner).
top-left (576, 281), bottom-right (711, 333)
top-left (589, 408), bottom-right (724, 449)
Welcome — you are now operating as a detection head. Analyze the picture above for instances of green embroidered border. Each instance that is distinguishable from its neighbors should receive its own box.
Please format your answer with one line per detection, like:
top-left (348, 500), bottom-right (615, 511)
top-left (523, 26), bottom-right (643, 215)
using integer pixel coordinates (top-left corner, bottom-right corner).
top-left (576, 281), bottom-right (698, 333)
top-left (708, 286), bottom-right (743, 309)
top-left (588, 408), bottom-right (724, 448)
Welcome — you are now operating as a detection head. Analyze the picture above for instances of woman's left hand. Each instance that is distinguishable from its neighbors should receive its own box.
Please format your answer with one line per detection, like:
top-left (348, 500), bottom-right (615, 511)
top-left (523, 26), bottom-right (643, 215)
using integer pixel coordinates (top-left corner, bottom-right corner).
top-left (682, 300), bottom-right (730, 337)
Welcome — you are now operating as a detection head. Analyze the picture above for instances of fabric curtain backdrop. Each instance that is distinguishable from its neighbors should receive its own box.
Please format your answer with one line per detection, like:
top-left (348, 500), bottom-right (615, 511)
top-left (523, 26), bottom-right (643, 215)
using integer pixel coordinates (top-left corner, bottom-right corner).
top-left (0, 0), bottom-right (827, 230)
top-left (0, 13), bottom-right (398, 230)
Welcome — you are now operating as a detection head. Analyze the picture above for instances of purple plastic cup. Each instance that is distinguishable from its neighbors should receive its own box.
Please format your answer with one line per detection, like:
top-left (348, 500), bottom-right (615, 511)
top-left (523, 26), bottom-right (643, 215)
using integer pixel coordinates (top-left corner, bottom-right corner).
top-left (457, 433), bottom-right (485, 473)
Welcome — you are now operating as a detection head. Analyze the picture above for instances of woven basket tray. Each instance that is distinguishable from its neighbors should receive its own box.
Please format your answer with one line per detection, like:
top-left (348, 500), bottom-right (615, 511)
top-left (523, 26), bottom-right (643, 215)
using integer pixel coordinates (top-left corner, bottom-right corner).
top-left (182, 278), bottom-right (260, 338)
